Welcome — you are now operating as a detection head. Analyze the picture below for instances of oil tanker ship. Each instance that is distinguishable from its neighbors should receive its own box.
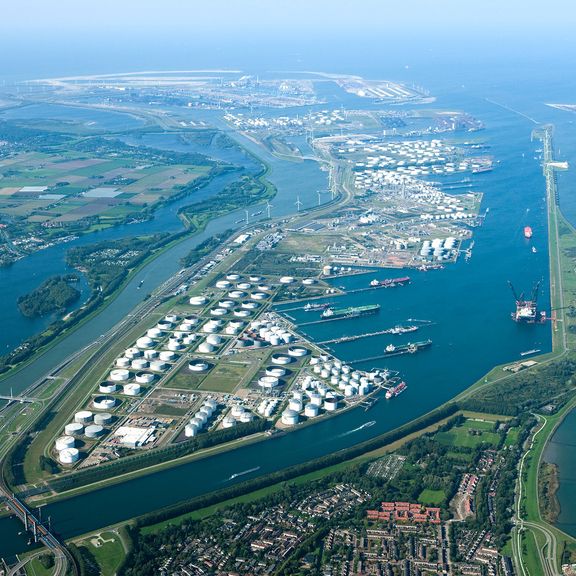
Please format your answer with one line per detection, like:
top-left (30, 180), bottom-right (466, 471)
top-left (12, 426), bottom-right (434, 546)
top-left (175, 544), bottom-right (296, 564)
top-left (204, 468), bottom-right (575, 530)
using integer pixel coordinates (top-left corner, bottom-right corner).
top-left (385, 381), bottom-right (407, 399)
top-left (383, 339), bottom-right (432, 356)
top-left (321, 304), bottom-right (380, 320)
top-left (369, 276), bottom-right (410, 288)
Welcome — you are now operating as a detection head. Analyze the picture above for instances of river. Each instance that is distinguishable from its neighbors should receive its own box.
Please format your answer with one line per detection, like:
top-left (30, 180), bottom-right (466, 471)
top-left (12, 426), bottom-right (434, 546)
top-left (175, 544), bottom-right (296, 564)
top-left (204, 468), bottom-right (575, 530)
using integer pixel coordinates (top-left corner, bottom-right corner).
top-left (0, 77), bottom-right (562, 556)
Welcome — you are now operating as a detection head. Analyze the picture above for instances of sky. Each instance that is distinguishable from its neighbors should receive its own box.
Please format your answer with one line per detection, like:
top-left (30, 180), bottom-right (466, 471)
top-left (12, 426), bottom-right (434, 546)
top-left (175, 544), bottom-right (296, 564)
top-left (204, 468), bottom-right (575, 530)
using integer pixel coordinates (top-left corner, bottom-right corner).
top-left (0, 0), bottom-right (575, 80)
top-left (2, 0), bottom-right (576, 35)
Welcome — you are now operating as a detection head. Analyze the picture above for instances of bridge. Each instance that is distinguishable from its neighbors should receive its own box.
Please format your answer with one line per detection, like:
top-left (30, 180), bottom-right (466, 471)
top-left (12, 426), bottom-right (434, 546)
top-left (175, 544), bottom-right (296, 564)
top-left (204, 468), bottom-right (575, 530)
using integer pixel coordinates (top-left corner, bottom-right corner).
top-left (1, 488), bottom-right (77, 575)
top-left (0, 394), bottom-right (38, 404)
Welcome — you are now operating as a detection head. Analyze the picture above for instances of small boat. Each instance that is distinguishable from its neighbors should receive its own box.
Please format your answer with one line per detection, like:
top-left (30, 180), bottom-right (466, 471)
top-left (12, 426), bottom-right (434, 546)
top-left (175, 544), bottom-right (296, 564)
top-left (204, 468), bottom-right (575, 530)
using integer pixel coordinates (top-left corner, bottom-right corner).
top-left (532, 246), bottom-right (537, 253)
top-left (524, 226), bottom-right (533, 239)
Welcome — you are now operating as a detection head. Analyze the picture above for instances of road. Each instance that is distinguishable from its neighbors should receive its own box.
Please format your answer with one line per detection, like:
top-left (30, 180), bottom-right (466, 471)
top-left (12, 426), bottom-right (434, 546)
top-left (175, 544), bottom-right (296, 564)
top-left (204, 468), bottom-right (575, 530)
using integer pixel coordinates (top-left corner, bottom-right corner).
top-left (513, 414), bottom-right (561, 576)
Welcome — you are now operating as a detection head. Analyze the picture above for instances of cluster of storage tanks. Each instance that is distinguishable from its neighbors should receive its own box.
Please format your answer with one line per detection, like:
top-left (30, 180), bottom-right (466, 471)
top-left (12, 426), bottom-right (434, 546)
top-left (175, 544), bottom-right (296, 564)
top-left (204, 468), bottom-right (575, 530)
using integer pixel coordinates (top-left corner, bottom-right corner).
top-left (309, 355), bottom-right (375, 398)
top-left (55, 410), bottom-right (113, 463)
top-left (222, 404), bottom-right (255, 429)
top-left (195, 274), bottom-right (275, 322)
top-left (249, 320), bottom-right (294, 347)
top-left (419, 237), bottom-right (458, 261)
top-left (280, 371), bottom-right (346, 427)
top-left (184, 398), bottom-right (218, 437)
top-left (257, 398), bottom-right (280, 418)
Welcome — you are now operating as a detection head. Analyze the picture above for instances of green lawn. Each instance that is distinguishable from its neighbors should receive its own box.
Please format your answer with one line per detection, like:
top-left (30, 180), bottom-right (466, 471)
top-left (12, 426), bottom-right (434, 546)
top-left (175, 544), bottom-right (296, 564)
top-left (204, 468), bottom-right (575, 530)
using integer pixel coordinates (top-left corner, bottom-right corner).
top-left (461, 419), bottom-right (496, 432)
top-left (79, 530), bottom-right (126, 576)
top-left (435, 427), bottom-right (499, 449)
top-left (199, 362), bottom-right (251, 393)
top-left (418, 489), bottom-right (445, 506)
top-left (504, 427), bottom-right (520, 447)
top-left (26, 556), bottom-right (55, 576)
top-left (446, 451), bottom-right (473, 463)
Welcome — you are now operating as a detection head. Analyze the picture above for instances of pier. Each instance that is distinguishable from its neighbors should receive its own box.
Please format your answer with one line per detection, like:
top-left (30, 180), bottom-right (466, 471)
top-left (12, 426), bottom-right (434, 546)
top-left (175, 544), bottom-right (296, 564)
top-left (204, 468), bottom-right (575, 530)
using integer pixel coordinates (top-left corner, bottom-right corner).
top-left (318, 328), bottom-right (418, 345)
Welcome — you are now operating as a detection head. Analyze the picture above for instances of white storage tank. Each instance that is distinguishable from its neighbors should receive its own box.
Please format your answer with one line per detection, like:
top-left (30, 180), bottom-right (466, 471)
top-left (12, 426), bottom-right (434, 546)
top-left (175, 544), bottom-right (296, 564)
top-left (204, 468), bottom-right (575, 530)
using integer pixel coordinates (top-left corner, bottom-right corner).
top-left (136, 372), bottom-right (155, 384)
top-left (344, 384), bottom-right (356, 397)
top-left (281, 409), bottom-right (299, 426)
top-left (258, 376), bottom-right (279, 389)
top-left (288, 399), bottom-right (302, 412)
top-left (231, 405), bottom-right (245, 418)
top-left (156, 321), bottom-right (172, 331)
top-left (204, 399), bottom-right (218, 410)
top-left (110, 369), bottom-right (130, 382)
top-left (59, 448), bottom-right (80, 464)
top-left (241, 301), bottom-right (259, 309)
top-left (189, 359), bottom-right (210, 372)
top-left (189, 295), bottom-right (207, 306)
top-left (271, 353), bottom-right (292, 365)
top-left (65, 422), bottom-right (84, 436)
top-left (222, 416), bottom-right (236, 428)
top-left (150, 360), bottom-right (167, 372)
top-left (218, 300), bottom-right (235, 309)
top-left (131, 358), bottom-right (148, 370)
top-left (94, 412), bottom-right (113, 426)
top-left (99, 382), bottom-right (118, 394)
top-left (234, 309), bottom-right (251, 317)
top-left (159, 351), bottom-right (175, 362)
top-left (165, 314), bottom-right (179, 324)
top-left (144, 349), bottom-right (158, 360)
top-left (257, 284), bottom-right (271, 292)
top-left (216, 280), bottom-right (232, 289)
top-left (55, 436), bottom-right (75, 451)
top-left (136, 336), bottom-right (154, 349)
top-left (85, 424), bottom-right (104, 439)
top-left (304, 404), bottom-right (320, 418)
top-left (237, 282), bottom-right (251, 290)
top-left (147, 327), bottom-right (163, 339)
top-left (198, 342), bottom-right (215, 353)
top-left (185, 423), bottom-right (198, 437)
top-left (279, 276), bottom-right (295, 284)
top-left (206, 334), bottom-right (222, 346)
top-left (324, 397), bottom-right (338, 411)
top-left (226, 273), bottom-right (241, 281)
top-left (288, 346), bottom-right (308, 358)
top-left (251, 292), bottom-right (267, 300)
top-left (239, 412), bottom-right (253, 423)
top-left (125, 347), bottom-right (141, 359)
top-left (265, 366), bottom-right (286, 378)
top-left (93, 396), bottom-right (116, 410)
top-left (75, 410), bottom-right (93, 424)
top-left (123, 383), bottom-right (142, 396)
top-left (190, 416), bottom-right (205, 429)
top-left (228, 290), bottom-right (246, 299)
top-left (115, 357), bottom-right (130, 368)
top-left (179, 322), bottom-right (194, 332)
top-left (210, 307), bottom-right (228, 316)
top-left (167, 340), bottom-right (183, 351)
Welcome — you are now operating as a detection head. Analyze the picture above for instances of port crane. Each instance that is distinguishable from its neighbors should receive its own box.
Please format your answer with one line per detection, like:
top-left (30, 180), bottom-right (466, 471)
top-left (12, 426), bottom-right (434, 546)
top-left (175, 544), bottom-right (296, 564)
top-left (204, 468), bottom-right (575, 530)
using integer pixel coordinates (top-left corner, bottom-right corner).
top-left (508, 280), bottom-right (543, 323)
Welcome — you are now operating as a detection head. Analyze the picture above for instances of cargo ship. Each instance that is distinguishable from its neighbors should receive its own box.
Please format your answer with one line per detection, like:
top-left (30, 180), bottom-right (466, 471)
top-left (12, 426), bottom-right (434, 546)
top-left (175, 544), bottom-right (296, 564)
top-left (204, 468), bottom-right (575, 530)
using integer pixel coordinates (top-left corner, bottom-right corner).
top-left (524, 226), bottom-right (533, 239)
top-left (383, 339), bottom-right (432, 356)
top-left (369, 276), bottom-right (410, 288)
top-left (321, 304), bottom-right (380, 320)
top-left (385, 381), bottom-right (407, 399)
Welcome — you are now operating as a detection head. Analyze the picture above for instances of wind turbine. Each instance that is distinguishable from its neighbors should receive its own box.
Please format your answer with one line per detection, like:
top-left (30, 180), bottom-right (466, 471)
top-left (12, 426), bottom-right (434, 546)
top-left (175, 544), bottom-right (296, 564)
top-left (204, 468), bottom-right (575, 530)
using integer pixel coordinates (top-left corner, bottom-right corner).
top-left (266, 202), bottom-right (273, 219)
top-left (244, 209), bottom-right (249, 224)
top-left (317, 190), bottom-right (323, 206)
top-left (295, 196), bottom-right (303, 212)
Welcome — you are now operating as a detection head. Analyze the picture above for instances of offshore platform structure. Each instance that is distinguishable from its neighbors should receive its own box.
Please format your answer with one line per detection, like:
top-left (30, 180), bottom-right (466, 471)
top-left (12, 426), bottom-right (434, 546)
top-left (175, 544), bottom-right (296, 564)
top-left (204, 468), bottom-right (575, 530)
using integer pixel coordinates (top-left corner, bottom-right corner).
top-left (508, 280), bottom-right (545, 323)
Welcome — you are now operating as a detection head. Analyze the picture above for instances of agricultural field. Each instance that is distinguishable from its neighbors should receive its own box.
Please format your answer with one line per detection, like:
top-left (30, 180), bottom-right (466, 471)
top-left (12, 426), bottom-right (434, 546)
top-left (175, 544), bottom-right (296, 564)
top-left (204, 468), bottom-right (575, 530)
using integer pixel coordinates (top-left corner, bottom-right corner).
top-left (0, 149), bottom-right (212, 226)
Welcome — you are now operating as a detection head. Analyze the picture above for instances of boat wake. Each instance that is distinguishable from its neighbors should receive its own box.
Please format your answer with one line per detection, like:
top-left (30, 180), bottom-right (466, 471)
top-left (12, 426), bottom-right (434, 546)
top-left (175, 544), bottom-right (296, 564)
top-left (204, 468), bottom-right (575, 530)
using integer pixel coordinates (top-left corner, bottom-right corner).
top-left (227, 466), bottom-right (261, 481)
top-left (339, 421), bottom-right (376, 436)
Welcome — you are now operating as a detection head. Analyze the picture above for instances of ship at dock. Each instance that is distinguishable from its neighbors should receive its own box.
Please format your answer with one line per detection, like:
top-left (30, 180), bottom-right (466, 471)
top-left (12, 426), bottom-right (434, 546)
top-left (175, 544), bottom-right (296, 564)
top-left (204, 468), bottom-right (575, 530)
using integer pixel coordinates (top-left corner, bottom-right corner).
top-left (369, 276), bottom-right (410, 288)
top-left (304, 302), bottom-right (332, 312)
top-left (385, 381), bottom-right (407, 399)
top-left (383, 325), bottom-right (418, 335)
top-left (321, 304), bottom-right (380, 320)
top-left (383, 339), bottom-right (432, 356)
